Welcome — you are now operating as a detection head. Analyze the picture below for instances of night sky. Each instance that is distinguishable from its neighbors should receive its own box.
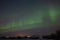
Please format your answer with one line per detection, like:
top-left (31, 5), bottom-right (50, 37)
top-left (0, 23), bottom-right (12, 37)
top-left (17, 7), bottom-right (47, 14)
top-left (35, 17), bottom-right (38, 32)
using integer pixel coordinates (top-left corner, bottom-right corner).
top-left (0, 0), bottom-right (60, 36)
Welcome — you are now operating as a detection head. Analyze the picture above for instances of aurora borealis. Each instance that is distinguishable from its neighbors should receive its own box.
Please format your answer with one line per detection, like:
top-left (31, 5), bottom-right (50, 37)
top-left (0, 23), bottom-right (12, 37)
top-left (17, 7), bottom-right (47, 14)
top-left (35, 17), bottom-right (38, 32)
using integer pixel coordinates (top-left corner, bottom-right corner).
top-left (0, 0), bottom-right (60, 36)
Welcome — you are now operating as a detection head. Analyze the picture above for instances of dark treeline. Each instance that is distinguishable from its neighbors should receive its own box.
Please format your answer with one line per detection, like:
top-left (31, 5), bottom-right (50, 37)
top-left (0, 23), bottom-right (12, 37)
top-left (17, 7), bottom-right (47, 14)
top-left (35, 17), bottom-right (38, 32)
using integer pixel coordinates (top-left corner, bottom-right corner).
top-left (42, 30), bottom-right (60, 40)
top-left (0, 30), bottom-right (60, 40)
top-left (0, 35), bottom-right (40, 39)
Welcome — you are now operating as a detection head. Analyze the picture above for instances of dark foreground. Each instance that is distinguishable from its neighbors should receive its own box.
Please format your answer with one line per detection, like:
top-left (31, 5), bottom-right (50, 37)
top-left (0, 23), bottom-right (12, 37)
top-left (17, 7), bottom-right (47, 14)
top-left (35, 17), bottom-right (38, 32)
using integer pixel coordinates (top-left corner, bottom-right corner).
top-left (0, 30), bottom-right (60, 40)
